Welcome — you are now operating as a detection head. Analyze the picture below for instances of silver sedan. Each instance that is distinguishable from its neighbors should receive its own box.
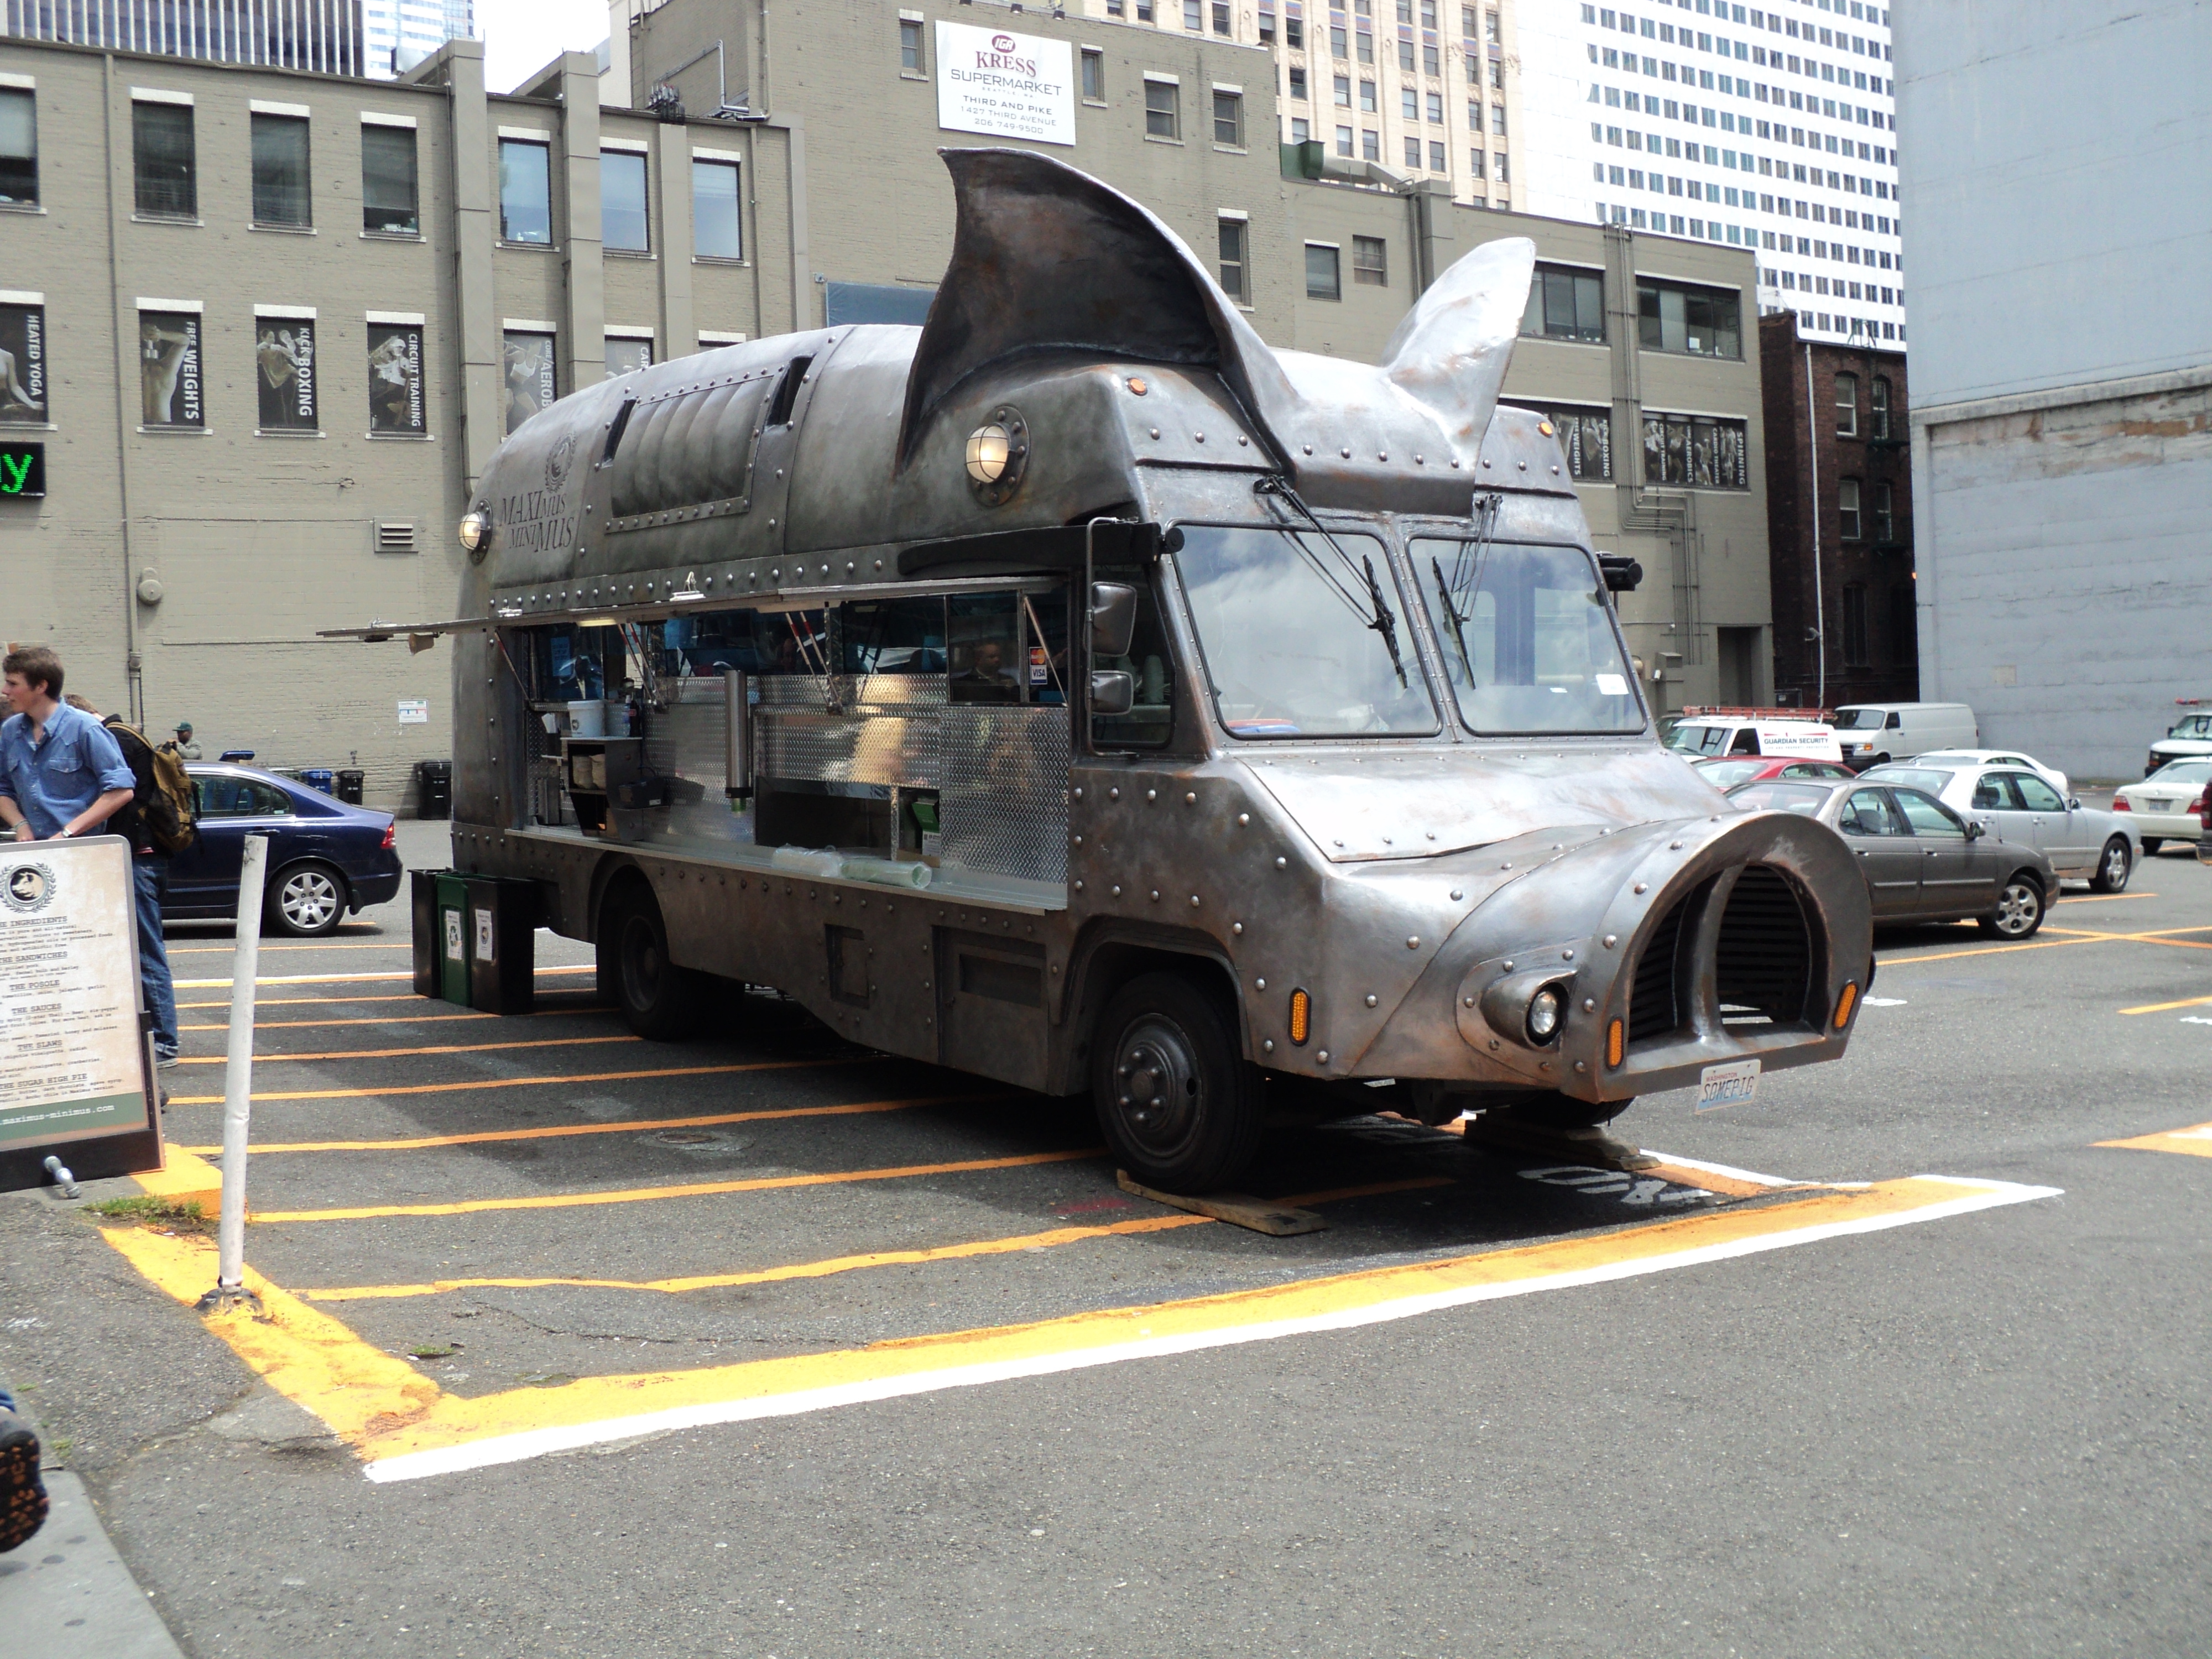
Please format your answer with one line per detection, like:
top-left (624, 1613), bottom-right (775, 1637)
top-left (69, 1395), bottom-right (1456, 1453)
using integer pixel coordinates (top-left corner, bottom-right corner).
top-left (1728, 778), bottom-right (2057, 938)
top-left (1863, 763), bottom-right (2140, 893)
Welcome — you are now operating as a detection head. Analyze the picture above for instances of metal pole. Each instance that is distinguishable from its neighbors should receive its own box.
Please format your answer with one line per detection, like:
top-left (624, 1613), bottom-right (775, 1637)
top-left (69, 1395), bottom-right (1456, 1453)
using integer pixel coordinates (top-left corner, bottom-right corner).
top-left (1804, 337), bottom-right (1825, 712)
top-left (213, 834), bottom-right (268, 1300)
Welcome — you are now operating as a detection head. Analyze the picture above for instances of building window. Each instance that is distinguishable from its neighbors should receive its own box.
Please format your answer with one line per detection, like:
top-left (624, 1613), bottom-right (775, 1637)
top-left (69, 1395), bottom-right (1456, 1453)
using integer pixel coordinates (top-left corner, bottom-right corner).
top-left (1491, 103), bottom-right (1507, 135)
top-left (1285, 17), bottom-right (1303, 48)
top-left (1401, 87), bottom-right (1418, 119)
top-left (1331, 24), bottom-right (1348, 55)
top-left (1184, 0), bottom-right (1202, 29)
top-left (1399, 39), bottom-right (1416, 71)
top-left (1835, 371), bottom-right (1858, 435)
top-left (1361, 128), bottom-right (1381, 160)
top-left (1838, 477), bottom-right (1863, 541)
top-left (361, 124), bottom-right (419, 235)
top-left (0, 298), bottom-right (45, 426)
top-left (1430, 140), bottom-right (1446, 170)
top-left (1145, 80), bottom-right (1181, 139)
top-left (900, 18), bottom-right (924, 72)
top-left (137, 310), bottom-right (204, 427)
top-left (1360, 79), bottom-right (1377, 112)
top-left (1424, 43), bottom-right (1441, 74)
top-left (1870, 373), bottom-right (1891, 439)
top-left (132, 101), bottom-right (196, 218)
top-left (1352, 235), bottom-right (1388, 286)
top-left (1420, 0), bottom-right (1436, 24)
top-left (1306, 243), bottom-right (1342, 300)
top-left (693, 159), bottom-right (742, 259)
top-left (499, 138), bottom-right (552, 244)
top-left (1495, 150), bottom-right (1509, 182)
top-left (1841, 582), bottom-right (1870, 667)
top-left (1404, 134), bottom-right (1421, 167)
top-left (1335, 125), bottom-right (1354, 155)
top-left (1083, 49), bottom-right (1105, 101)
top-left (0, 87), bottom-right (36, 207)
top-left (1640, 411), bottom-right (1749, 488)
top-left (1871, 478), bottom-right (1895, 542)
top-left (1213, 0), bottom-right (1232, 33)
top-left (1288, 66), bottom-right (1308, 100)
top-left (601, 150), bottom-right (649, 252)
top-left (1426, 91), bottom-right (1443, 123)
top-left (253, 313), bottom-right (316, 432)
top-left (367, 319), bottom-right (426, 436)
top-left (1470, 147), bottom-right (1486, 179)
top-left (1485, 7), bottom-right (1500, 43)
top-left (251, 114), bottom-right (311, 227)
top-left (1291, 117), bottom-right (1310, 142)
top-left (1214, 90), bottom-right (1243, 145)
top-left (1637, 279), bottom-right (1741, 357)
top-left (503, 331), bottom-right (558, 433)
top-left (1358, 27), bottom-right (1374, 62)
top-left (1334, 74), bottom-right (1352, 106)
top-left (1522, 265), bottom-right (1605, 343)
top-left (1218, 218), bottom-right (1248, 301)
top-left (607, 334), bottom-right (653, 378)
top-left (1506, 402), bottom-right (1613, 480)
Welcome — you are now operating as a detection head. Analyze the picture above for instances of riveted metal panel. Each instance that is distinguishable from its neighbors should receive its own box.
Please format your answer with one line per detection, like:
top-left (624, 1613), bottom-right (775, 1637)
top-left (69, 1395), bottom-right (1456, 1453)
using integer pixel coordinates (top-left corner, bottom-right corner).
top-left (941, 706), bottom-right (1071, 885)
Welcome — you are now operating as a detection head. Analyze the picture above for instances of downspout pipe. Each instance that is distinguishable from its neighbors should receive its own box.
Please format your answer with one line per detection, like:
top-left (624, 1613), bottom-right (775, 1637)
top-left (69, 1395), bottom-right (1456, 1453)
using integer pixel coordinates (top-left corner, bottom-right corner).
top-left (1805, 336), bottom-right (1824, 711)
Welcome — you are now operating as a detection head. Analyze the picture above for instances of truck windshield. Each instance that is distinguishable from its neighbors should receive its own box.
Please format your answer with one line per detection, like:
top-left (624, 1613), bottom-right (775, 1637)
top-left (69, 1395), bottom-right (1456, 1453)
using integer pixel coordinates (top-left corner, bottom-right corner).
top-left (1172, 525), bottom-right (1437, 738)
top-left (1411, 538), bottom-right (1644, 735)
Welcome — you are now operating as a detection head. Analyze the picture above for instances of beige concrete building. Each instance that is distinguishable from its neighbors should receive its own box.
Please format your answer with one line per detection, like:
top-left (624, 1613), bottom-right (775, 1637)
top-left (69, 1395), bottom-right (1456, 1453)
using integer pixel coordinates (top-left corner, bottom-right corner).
top-left (0, 1), bottom-right (1765, 805)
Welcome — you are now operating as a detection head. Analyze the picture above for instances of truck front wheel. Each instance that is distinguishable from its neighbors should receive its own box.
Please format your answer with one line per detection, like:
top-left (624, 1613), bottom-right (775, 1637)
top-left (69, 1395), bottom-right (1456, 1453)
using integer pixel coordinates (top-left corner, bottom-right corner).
top-left (1091, 972), bottom-right (1264, 1193)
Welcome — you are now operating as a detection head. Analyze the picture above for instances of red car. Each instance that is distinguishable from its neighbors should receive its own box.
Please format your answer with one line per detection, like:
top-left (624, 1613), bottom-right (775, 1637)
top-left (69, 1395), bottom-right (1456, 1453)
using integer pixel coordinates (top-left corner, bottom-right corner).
top-left (1692, 756), bottom-right (1859, 790)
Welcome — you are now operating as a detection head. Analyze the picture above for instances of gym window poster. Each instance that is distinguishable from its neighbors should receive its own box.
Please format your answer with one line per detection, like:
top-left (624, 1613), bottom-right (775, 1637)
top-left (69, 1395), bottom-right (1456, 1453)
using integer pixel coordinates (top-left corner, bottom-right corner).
top-left (368, 319), bottom-right (427, 435)
top-left (138, 309), bottom-right (204, 429)
top-left (255, 309), bottom-right (318, 432)
top-left (0, 298), bottom-right (44, 426)
top-left (503, 330), bottom-right (557, 434)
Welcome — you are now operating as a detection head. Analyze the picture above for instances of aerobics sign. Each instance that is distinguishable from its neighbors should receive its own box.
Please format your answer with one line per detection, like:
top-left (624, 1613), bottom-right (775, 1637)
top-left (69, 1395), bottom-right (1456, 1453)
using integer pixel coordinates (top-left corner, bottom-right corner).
top-left (935, 22), bottom-right (1074, 147)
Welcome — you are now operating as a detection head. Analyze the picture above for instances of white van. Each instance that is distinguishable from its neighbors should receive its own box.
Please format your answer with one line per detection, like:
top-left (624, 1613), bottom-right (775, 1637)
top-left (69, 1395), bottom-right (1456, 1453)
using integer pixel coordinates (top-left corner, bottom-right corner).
top-left (1665, 711), bottom-right (1844, 762)
top-left (1831, 702), bottom-right (1979, 770)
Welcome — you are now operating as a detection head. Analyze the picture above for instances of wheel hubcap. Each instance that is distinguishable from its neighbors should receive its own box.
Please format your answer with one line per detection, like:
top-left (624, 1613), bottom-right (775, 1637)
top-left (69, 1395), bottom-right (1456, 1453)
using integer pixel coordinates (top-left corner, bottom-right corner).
top-left (1996, 883), bottom-right (2039, 935)
top-left (1111, 1015), bottom-right (1202, 1157)
top-left (281, 871), bottom-right (337, 928)
top-left (2105, 844), bottom-right (2128, 885)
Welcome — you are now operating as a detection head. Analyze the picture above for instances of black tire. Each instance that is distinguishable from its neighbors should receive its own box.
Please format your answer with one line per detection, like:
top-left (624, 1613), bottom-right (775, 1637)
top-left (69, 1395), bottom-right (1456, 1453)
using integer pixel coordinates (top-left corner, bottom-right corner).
top-left (1500, 1091), bottom-right (1627, 1131)
top-left (1091, 971), bottom-right (1264, 1193)
top-left (603, 881), bottom-right (706, 1040)
top-left (2142, 838), bottom-right (2164, 857)
top-left (1978, 873), bottom-right (2046, 940)
top-left (2090, 836), bottom-right (2132, 894)
top-left (264, 861), bottom-right (347, 937)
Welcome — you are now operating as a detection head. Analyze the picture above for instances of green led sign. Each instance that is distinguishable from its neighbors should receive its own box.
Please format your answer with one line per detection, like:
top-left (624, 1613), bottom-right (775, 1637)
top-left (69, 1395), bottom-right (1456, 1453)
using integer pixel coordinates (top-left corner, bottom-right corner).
top-left (0, 442), bottom-right (42, 499)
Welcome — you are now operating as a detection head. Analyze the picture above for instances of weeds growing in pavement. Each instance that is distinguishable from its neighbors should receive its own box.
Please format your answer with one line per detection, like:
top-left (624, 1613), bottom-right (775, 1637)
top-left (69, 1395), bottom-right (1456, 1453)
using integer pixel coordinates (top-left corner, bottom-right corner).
top-left (85, 1196), bottom-right (210, 1231)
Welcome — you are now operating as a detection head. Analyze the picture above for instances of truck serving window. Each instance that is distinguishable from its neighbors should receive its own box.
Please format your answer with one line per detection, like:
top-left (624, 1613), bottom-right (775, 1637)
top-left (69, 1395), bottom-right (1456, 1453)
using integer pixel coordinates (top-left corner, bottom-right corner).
top-left (1173, 525), bottom-right (1436, 739)
top-left (1412, 538), bottom-right (1643, 737)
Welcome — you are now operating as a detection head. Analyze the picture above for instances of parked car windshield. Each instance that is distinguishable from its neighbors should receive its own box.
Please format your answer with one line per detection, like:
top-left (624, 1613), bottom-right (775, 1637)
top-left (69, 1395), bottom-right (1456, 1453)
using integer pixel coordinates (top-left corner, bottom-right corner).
top-left (1863, 766), bottom-right (1954, 794)
top-left (1172, 525), bottom-right (1437, 738)
top-left (1834, 708), bottom-right (1891, 729)
top-left (1695, 758), bottom-right (1771, 788)
top-left (1411, 538), bottom-right (1644, 735)
top-left (1727, 781), bottom-right (1834, 816)
top-left (2147, 760), bottom-right (2212, 784)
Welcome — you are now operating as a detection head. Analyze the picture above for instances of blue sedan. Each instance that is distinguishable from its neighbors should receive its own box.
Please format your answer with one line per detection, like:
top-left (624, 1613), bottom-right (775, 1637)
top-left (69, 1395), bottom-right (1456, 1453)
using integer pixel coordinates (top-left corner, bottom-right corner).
top-left (166, 765), bottom-right (404, 936)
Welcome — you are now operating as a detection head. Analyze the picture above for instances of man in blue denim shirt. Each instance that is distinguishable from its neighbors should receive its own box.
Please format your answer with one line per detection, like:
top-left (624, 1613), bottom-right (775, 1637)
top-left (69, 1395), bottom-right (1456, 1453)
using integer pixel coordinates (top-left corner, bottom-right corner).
top-left (0, 648), bottom-right (135, 844)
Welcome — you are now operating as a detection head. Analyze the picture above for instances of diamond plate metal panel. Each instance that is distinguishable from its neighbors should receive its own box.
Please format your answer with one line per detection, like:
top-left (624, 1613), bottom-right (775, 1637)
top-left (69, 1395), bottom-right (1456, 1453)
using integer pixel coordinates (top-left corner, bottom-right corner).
top-left (941, 707), bottom-right (1071, 885)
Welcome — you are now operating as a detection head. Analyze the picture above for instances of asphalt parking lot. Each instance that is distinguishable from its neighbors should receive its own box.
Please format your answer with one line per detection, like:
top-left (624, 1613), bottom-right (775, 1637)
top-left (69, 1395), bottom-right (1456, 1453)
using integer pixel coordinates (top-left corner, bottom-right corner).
top-left (4, 819), bottom-right (2211, 1657)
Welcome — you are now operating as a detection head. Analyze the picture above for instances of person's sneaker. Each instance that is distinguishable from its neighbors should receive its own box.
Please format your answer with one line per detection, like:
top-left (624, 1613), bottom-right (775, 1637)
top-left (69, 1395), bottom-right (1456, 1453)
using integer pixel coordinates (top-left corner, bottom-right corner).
top-left (0, 1405), bottom-right (47, 1553)
top-left (156, 1052), bottom-right (180, 1070)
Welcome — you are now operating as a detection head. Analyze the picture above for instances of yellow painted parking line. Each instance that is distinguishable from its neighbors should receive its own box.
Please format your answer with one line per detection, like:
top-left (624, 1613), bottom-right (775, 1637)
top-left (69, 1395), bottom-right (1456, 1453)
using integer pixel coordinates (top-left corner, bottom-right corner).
top-left (181, 1010), bottom-right (565, 1031)
top-left (174, 966), bottom-right (596, 989)
top-left (94, 1172), bottom-right (2056, 1484)
top-left (295, 1176), bottom-right (1459, 1304)
top-left (1878, 923), bottom-right (2212, 969)
top-left (2095, 1121), bottom-right (2212, 1159)
top-left (175, 1092), bottom-right (989, 1156)
top-left (173, 1033), bottom-right (640, 1066)
top-left (2119, 993), bottom-right (2212, 1016)
top-left (249, 1146), bottom-right (1105, 1223)
top-left (163, 1054), bottom-right (873, 1108)
top-left (2053, 892), bottom-right (2161, 905)
top-left (168, 939), bottom-right (414, 954)
top-left (131, 1146), bottom-right (226, 1208)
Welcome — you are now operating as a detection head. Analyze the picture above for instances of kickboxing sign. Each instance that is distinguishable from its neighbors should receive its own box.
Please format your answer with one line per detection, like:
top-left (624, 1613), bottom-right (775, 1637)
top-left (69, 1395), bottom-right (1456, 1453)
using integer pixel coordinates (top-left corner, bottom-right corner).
top-left (934, 22), bottom-right (1074, 147)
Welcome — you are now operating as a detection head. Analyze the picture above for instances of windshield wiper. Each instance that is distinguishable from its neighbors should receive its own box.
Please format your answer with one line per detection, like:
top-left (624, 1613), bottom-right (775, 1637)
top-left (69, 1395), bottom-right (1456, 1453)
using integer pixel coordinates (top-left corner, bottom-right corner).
top-left (1255, 476), bottom-right (1407, 689)
top-left (1431, 556), bottom-right (1475, 686)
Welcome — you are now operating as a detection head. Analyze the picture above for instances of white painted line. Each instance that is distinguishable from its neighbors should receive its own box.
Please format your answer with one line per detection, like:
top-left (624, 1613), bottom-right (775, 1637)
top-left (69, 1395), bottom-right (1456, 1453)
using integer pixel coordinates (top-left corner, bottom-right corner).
top-left (1636, 1150), bottom-right (1799, 1187)
top-left (361, 1175), bottom-right (2060, 1485)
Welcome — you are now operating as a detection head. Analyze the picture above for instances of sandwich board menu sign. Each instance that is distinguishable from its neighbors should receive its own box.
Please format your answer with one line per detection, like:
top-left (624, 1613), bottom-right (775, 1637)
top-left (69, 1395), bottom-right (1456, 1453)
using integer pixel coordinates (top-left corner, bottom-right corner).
top-left (0, 837), bottom-right (163, 1190)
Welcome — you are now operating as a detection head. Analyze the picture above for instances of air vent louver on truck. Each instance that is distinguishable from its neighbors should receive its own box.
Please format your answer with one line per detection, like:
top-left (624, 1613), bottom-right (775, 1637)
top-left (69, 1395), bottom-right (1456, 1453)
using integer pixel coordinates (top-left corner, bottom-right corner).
top-left (1714, 864), bottom-right (1813, 1028)
top-left (1627, 894), bottom-right (1687, 1045)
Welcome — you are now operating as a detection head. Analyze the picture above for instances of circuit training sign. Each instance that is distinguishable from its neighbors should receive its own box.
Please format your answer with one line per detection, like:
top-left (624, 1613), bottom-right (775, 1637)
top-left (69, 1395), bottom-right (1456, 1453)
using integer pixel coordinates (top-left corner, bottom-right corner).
top-left (935, 22), bottom-right (1074, 147)
top-left (0, 838), bottom-right (150, 1151)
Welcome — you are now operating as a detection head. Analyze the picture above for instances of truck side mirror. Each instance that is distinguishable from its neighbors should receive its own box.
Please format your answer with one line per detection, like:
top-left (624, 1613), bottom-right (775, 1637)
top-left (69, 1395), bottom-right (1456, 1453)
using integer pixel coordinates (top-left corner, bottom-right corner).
top-left (1090, 582), bottom-right (1138, 659)
top-left (1089, 670), bottom-right (1135, 716)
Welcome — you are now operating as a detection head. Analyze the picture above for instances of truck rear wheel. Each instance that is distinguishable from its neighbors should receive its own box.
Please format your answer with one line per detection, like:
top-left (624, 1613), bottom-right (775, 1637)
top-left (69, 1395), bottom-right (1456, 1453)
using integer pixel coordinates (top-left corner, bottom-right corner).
top-left (603, 881), bottom-right (706, 1040)
top-left (1091, 972), bottom-right (1264, 1193)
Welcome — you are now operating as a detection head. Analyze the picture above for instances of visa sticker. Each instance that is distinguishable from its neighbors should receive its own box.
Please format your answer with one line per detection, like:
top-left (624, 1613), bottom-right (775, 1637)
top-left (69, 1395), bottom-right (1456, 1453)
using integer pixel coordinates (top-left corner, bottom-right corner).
top-left (1030, 645), bottom-right (1048, 685)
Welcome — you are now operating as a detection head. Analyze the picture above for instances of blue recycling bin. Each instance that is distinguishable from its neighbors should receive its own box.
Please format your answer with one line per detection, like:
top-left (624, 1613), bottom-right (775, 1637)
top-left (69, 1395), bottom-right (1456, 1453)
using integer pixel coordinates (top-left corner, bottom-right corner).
top-left (300, 768), bottom-right (336, 795)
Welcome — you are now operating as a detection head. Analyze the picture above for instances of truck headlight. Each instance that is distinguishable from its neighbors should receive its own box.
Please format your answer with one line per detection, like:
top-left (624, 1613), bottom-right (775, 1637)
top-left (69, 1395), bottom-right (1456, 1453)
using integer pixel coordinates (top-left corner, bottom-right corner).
top-left (1526, 985), bottom-right (1563, 1044)
top-left (458, 510), bottom-right (491, 557)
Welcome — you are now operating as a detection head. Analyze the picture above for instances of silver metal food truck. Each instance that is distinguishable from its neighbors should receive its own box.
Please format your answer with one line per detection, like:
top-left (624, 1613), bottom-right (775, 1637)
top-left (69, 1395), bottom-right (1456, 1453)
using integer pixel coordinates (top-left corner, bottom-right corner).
top-left (348, 152), bottom-right (1873, 1191)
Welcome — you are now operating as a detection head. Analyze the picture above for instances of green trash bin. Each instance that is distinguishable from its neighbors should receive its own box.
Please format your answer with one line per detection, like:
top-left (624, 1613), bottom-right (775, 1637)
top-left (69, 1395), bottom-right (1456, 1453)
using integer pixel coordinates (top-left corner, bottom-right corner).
top-left (435, 872), bottom-right (470, 1005)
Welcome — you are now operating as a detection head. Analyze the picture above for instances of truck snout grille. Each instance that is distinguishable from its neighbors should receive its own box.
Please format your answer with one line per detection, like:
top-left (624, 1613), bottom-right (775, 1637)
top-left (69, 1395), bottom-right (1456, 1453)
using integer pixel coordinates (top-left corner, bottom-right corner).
top-left (1714, 865), bottom-right (1813, 1028)
top-left (1627, 894), bottom-right (1687, 1044)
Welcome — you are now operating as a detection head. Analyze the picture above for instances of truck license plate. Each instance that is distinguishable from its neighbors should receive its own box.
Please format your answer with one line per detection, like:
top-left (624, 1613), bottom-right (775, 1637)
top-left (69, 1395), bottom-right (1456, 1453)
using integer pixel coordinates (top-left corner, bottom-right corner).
top-left (1696, 1058), bottom-right (1761, 1110)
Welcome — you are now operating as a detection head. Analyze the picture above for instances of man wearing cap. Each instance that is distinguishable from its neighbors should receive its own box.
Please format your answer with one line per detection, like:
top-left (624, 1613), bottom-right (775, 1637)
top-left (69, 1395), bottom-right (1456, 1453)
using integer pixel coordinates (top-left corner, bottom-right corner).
top-left (172, 721), bottom-right (202, 760)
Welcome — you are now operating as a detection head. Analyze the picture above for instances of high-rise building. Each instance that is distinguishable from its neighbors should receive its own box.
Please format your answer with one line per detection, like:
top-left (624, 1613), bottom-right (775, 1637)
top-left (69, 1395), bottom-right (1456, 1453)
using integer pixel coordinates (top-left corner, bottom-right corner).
top-left (0, 0), bottom-right (366, 77)
top-left (1516, 0), bottom-right (1900, 348)
top-left (361, 0), bottom-right (471, 77)
top-left (1070, 0), bottom-right (1524, 211)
